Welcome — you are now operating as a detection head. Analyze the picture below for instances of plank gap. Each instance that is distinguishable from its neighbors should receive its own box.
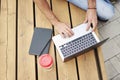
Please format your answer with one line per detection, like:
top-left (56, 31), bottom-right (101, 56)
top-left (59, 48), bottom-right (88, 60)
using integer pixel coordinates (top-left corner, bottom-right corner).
top-left (53, 27), bottom-right (59, 80)
top-left (35, 56), bottom-right (38, 80)
top-left (50, 0), bottom-right (53, 11)
top-left (0, 0), bottom-right (1, 14)
top-left (94, 48), bottom-right (103, 80)
top-left (33, 2), bottom-right (36, 28)
top-left (75, 58), bottom-right (80, 80)
top-left (15, 0), bottom-right (18, 80)
top-left (33, 2), bottom-right (38, 80)
top-left (68, 2), bottom-right (73, 28)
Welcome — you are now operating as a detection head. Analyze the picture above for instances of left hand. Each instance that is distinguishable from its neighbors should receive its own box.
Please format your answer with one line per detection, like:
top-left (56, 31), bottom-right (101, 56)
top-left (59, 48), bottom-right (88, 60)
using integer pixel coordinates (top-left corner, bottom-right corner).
top-left (84, 9), bottom-right (98, 31)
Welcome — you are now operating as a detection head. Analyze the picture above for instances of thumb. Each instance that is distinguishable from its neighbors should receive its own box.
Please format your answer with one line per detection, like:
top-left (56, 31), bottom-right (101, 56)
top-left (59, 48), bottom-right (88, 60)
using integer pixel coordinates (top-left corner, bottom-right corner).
top-left (86, 21), bottom-right (91, 31)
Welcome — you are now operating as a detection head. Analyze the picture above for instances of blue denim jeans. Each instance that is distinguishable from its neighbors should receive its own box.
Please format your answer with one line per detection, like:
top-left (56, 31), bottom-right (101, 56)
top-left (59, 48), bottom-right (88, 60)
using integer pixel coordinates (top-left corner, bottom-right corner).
top-left (67, 0), bottom-right (115, 20)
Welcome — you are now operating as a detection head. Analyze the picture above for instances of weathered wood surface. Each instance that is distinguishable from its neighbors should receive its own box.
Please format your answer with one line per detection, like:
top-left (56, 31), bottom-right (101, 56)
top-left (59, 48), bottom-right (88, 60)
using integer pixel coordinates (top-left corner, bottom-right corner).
top-left (0, 0), bottom-right (107, 80)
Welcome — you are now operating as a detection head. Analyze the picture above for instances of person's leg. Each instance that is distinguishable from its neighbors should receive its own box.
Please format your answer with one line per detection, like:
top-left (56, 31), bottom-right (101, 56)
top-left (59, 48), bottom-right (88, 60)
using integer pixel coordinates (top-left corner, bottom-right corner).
top-left (67, 0), bottom-right (88, 10)
top-left (67, 0), bottom-right (115, 20)
top-left (96, 0), bottom-right (115, 20)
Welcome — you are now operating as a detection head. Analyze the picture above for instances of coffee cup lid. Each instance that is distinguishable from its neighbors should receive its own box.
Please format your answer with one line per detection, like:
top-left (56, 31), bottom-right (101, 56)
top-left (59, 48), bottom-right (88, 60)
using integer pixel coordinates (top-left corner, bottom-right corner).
top-left (39, 54), bottom-right (53, 68)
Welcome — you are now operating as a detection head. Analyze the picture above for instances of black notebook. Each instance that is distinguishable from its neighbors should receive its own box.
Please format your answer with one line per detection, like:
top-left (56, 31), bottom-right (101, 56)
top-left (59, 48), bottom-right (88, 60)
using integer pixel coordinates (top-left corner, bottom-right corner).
top-left (29, 28), bottom-right (53, 56)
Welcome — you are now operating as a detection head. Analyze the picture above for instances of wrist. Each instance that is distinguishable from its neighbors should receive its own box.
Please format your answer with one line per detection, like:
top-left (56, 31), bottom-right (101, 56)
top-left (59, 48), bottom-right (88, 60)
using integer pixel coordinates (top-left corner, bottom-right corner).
top-left (50, 18), bottom-right (60, 26)
top-left (52, 20), bottom-right (60, 26)
top-left (88, 7), bottom-right (96, 9)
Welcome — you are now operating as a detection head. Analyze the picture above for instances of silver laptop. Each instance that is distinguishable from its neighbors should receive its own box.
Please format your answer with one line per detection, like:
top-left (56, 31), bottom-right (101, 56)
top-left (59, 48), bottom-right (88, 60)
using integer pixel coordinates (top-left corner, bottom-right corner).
top-left (52, 23), bottom-right (108, 62)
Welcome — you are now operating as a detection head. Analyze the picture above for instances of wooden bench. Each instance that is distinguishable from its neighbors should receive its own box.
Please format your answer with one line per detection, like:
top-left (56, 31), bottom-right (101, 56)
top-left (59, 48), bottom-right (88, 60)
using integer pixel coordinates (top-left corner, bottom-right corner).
top-left (0, 0), bottom-right (107, 80)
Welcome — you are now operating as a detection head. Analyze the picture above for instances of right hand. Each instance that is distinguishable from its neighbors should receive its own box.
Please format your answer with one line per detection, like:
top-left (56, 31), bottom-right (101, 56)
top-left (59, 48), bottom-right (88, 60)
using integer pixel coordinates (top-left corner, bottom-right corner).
top-left (54, 22), bottom-right (74, 38)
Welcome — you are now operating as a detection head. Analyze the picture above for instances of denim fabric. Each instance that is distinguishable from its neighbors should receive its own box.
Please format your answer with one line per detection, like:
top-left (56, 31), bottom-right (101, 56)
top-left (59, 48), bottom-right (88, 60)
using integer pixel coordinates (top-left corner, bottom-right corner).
top-left (67, 0), bottom-right (115, 20)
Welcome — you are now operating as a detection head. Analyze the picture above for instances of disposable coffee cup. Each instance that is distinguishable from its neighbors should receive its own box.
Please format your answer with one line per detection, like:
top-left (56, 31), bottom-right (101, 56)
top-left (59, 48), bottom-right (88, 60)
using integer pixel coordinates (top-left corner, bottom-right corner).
top-left (39, 54), bottom-right (53, 70)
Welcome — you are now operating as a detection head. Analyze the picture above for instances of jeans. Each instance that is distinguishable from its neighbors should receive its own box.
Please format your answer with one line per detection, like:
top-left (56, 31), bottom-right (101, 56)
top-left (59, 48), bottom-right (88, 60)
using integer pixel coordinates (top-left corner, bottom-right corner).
top-left (67, 0), bottom-right (115, 20)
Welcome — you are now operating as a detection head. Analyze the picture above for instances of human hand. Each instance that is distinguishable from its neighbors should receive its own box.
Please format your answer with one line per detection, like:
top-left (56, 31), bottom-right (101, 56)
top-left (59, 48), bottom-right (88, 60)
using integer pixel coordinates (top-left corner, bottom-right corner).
top-left (84, 9), bottom-right (98, 31)
top-left (54, 22), bottom-right (74, 38)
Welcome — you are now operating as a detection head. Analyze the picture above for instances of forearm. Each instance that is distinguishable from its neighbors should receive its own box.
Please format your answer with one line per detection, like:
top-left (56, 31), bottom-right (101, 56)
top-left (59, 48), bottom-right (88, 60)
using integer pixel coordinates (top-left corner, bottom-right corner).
top-left (85, 0), bottom-right (97, 31)
top-left (33, 0), bottom-right (59, 25)
top-left (88, 0), bottom-right (96, 8)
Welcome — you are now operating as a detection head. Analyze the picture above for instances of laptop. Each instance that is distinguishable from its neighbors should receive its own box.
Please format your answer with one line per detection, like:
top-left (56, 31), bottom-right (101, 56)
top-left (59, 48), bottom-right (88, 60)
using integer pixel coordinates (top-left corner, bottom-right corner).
top-left (52, 23), bottom-right (108, 62)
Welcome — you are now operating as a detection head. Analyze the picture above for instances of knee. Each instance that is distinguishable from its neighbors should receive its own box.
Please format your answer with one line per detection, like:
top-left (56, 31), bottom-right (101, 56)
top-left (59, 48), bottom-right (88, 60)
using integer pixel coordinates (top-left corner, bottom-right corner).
top-left (98, 5), bottom-right (115, 20)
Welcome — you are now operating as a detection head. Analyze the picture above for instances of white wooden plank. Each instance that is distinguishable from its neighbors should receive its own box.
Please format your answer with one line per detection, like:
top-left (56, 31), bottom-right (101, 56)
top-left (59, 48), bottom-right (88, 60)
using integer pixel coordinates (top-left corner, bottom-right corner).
top-left (7, 0), bottom-right (16, 80)
top-left (0, 0), bottom-right (7, 80)
top-left (17, 0), bottom-right (36, 80)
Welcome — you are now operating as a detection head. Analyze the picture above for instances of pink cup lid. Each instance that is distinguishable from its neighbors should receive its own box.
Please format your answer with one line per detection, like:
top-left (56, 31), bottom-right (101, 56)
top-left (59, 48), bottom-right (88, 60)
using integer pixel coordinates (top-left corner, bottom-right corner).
top-left (39, 54), bottom-right (53, 68)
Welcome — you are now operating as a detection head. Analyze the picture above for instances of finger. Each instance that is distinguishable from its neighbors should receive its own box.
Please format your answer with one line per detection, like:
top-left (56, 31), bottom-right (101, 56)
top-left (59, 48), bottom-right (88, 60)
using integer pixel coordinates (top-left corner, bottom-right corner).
top-left (66, 27), bottom-right (74, 35)
top-left (60, 32), bottom-right (65, 38)
top-left (63, 29), bottom-right (70, 37)
top-left (86, 21), bottom-right (91, 31)
top-left (66, 23), bottom-right (71, 28)
top-left (63, 30), bottom-right (69, 38)
top-left (64, 29), bottom-right (73, 37)
top-left (83, 17), bottom-right (87, 23)
top-left (64, 23), bottom-right (73, 35)
top-left (92, 25), bottom-right (97, 31)
top-left (92, 21), bottom-right (97, 31)
top-left (92, 26), bottom-right (96, 32)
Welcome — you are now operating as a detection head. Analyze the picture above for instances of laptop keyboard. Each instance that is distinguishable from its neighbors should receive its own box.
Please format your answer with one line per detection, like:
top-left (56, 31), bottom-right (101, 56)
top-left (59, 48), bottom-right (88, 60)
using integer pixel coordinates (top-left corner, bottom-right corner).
top-left (59, 32), bottom-right (97, 57)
